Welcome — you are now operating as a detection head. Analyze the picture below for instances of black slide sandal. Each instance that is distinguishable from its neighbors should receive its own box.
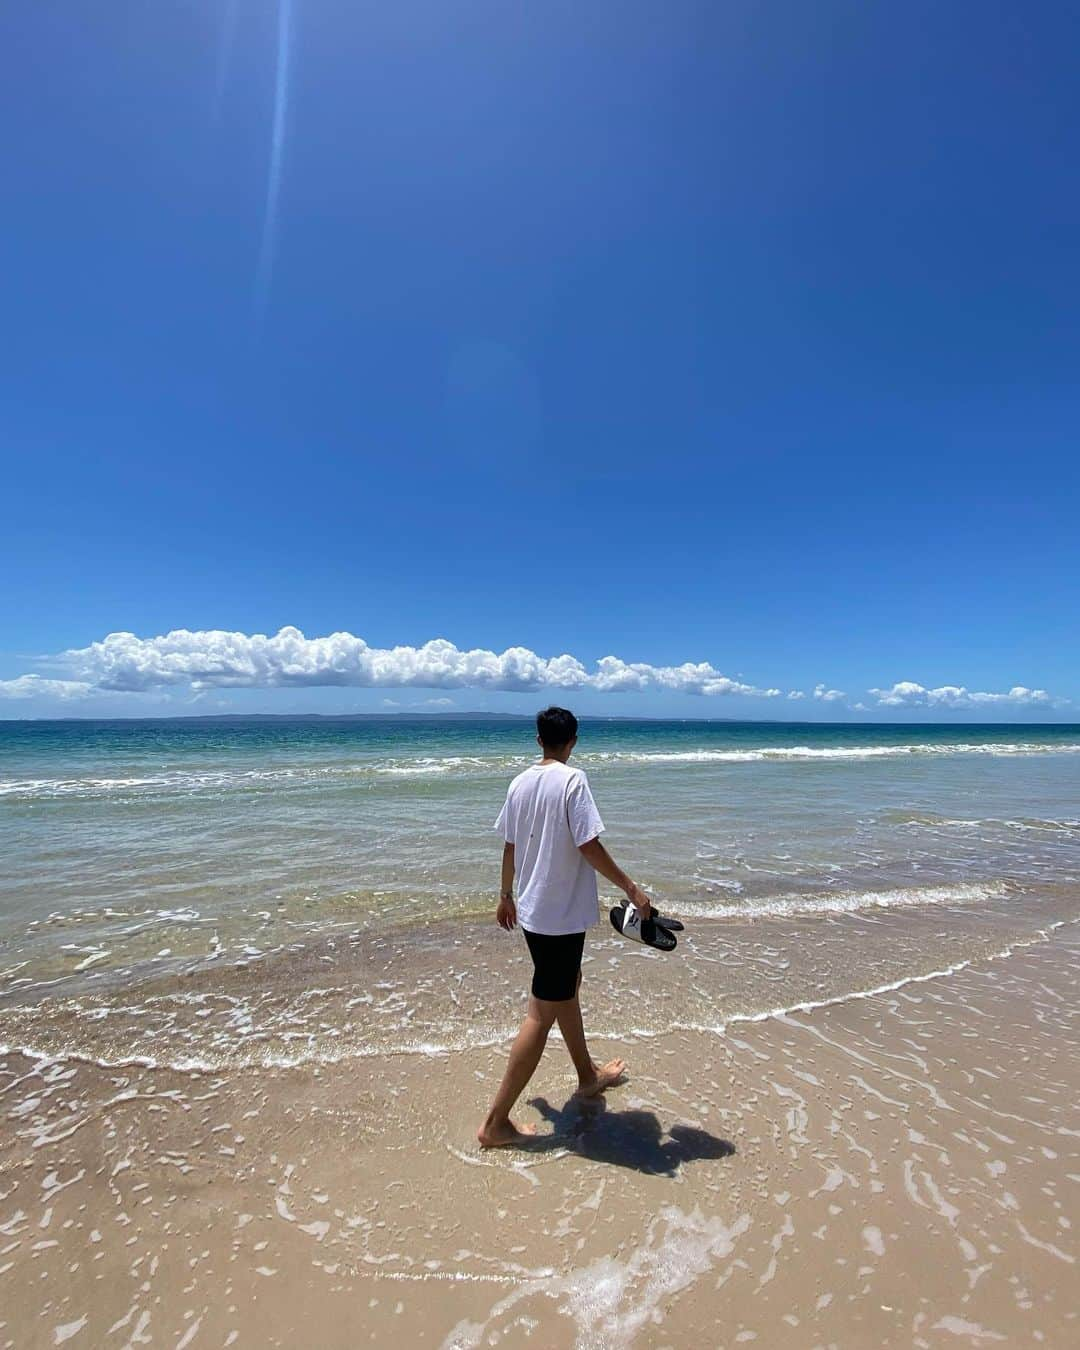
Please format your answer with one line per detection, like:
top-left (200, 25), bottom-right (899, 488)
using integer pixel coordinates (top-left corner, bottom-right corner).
top-left (609, 904), bottom-right (678, 951)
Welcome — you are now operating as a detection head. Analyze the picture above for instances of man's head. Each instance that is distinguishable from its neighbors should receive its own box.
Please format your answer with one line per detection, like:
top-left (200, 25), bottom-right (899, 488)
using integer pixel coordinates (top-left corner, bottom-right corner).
top-left (536, 706), bottom-right (578, 757)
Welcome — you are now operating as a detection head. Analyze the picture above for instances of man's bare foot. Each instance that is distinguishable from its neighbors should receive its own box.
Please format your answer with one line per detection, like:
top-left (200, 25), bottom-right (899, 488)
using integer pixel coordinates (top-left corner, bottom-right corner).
top-left (575, 1057), bottom-right (627, 1098)
top-left (477, 1118), bottom-right (539, 1149)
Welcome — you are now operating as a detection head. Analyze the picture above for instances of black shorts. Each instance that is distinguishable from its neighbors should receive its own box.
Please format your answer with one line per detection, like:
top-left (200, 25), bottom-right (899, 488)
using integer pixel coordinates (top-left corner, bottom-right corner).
top-left (522, 929), bottom-right (586, 1002)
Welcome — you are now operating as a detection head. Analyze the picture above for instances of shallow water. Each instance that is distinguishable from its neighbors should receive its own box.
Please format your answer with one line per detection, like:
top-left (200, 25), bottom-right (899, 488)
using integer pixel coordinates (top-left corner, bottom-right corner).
top-left (2, 717), bottom-right (1079, 1066)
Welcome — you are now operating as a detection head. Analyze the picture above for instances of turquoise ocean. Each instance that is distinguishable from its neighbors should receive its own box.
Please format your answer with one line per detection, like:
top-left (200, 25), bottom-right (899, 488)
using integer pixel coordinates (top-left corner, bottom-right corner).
top-left (3, 716), bottom-right (1079, 1068)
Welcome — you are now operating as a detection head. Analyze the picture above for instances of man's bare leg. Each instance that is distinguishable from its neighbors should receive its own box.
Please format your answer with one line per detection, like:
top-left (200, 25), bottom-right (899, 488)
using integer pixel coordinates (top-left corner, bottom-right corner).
top-left (478, 996), bottom-right (559, 1148)
top-left (557, 973), bottom-right (626, 1098)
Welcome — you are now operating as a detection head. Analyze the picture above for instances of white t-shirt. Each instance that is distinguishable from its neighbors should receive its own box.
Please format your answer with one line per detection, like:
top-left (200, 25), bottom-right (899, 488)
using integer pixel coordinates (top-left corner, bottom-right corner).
top-left (494, 762), bottom-right (605, 936)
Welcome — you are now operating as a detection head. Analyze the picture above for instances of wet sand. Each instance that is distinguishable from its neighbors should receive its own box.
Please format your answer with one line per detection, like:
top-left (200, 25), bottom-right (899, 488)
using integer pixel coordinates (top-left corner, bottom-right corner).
top-left (2, 923), bottom-right (1078, 1348)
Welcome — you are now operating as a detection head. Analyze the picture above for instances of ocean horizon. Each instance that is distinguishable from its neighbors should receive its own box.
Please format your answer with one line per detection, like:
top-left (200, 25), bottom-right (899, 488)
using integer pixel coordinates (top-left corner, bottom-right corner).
top-left (5, 711), bottom-right (1080, 723)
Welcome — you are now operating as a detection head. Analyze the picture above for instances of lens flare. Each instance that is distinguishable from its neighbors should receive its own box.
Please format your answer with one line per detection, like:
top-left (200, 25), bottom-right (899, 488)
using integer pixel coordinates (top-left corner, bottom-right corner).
top-left (255, 0), bottom-right (292, 317)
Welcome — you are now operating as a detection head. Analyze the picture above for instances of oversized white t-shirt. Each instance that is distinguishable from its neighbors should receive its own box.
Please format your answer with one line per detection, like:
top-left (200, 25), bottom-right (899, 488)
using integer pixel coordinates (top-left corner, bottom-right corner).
top-left (494, 762), bottom-right (605, 935)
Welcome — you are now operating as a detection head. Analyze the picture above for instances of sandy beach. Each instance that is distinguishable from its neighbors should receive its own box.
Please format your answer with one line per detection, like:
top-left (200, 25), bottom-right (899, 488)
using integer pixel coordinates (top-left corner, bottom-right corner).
top-left (3, 913), bottom-right (1076, 1348)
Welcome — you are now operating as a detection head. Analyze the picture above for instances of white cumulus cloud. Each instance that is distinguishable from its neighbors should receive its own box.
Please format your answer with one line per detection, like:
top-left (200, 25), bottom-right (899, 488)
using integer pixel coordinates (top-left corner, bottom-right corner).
top-left (0, 675), bottom-right (95, 700)
top-left (7, 629), bottom-right (1060, 713)
top-left (869, 681), bottom-right (1052, 709)
top-left (51, 627), bottom-right (786, 700)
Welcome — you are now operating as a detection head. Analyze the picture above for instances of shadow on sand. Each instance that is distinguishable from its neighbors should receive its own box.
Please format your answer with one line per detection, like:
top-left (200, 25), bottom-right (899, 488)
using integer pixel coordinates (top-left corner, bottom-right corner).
top-left (523, 1094), bottom-right (736, 1177)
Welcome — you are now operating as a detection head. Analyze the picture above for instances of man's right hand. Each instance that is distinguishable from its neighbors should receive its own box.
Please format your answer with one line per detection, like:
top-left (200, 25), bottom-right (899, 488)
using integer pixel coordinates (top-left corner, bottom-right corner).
top-left (625, 882), bottom-right (654, 919)
top-left (496, 896), bottom-right (517, 930)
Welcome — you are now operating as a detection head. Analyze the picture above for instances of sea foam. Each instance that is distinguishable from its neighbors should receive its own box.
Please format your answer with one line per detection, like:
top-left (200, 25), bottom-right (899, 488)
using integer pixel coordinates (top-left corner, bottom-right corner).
top-left (680, 879), bottom-right (1011, 921)
top-left (3, 739), bottom-right (1079, 800)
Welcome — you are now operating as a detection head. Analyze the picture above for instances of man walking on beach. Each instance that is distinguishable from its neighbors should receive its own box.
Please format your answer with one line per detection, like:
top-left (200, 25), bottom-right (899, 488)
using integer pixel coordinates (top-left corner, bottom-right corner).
top-left (478, 707), bottom-right (655, 1148)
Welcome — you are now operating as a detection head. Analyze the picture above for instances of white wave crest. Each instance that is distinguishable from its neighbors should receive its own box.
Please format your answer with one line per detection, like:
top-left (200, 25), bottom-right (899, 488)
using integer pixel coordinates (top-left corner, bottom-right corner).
top-left (682, 879), bottom-right (1011, 921)
top-left (891, 812), bottom-right (1080, 834)
top-left (580, 742), bottom-right (1080, 765)
top-left (3, 739), bottom-right (1078, 801)
top-left (0, 768), bottom-right (305, 799)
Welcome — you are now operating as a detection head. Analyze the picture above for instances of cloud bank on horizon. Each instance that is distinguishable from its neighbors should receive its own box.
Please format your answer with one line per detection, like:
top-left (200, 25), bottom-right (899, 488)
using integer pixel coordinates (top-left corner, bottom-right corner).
top-left (0, 627), bottom-right (1060, 713)
top-left (868, 681), bottom-right (1053, 709)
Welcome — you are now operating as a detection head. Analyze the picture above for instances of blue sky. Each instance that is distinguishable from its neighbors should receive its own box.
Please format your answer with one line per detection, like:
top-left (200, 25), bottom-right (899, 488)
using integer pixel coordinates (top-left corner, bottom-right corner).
top-left (2, 1), bottom-right (1078, 720)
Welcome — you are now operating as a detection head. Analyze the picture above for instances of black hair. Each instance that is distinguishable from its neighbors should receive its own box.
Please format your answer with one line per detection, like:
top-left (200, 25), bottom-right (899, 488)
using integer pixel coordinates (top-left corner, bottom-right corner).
top-left (536, 706), bottom-right (578, 749)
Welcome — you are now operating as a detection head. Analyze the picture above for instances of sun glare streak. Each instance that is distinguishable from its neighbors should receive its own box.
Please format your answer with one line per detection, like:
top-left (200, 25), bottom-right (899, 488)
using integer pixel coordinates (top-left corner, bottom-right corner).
top-left (255, 0), bottom-right (293, 318)
top-left (212, 0), bottom-right (241, 121)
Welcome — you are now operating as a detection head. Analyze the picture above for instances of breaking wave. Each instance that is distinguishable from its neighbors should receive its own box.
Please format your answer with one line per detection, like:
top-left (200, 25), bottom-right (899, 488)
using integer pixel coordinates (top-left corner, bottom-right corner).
top-left (680, 879), bottom-right (1012, 921)
top-left (3, 740), bottom-right (1079, 801)
top-left (583, 742), bottom-right (1080, 766)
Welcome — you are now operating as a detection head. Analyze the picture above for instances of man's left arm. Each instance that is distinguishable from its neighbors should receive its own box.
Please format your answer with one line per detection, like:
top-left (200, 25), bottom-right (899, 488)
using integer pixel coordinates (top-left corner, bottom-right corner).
top-left (496, 842), bottom-right (516, 929)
